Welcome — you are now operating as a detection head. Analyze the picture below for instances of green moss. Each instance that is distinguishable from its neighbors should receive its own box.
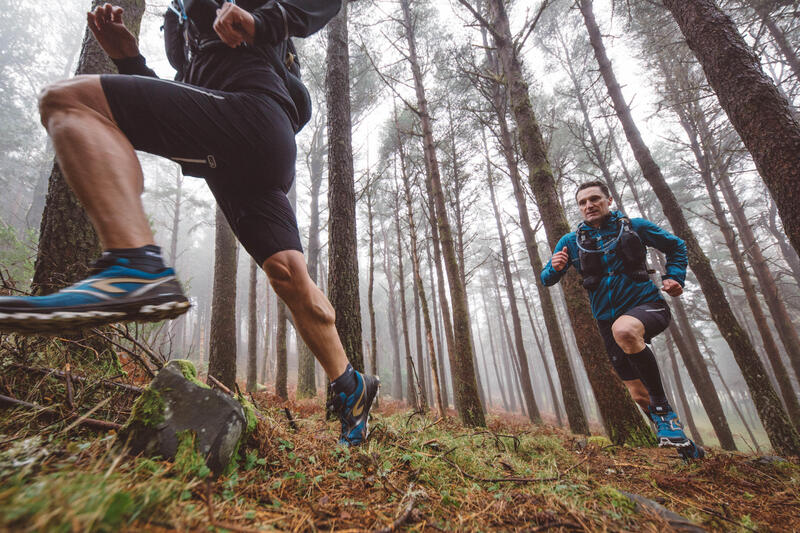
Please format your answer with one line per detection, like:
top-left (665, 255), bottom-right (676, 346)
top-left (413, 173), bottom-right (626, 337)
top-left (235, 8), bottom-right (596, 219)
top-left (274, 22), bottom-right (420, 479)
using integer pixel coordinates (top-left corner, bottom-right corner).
top-left (128, 388), bottom-right (165, 428)
top-left (174, 431), bottom-right (210, 479)
top-left (169, 360), bottom-right (209, 389)
top-left (597, 486), bottom-right (636, 517)
top-left (236, 394), bottom-right (258, 436)
top-left (587, 436), bottom-right (613, 448)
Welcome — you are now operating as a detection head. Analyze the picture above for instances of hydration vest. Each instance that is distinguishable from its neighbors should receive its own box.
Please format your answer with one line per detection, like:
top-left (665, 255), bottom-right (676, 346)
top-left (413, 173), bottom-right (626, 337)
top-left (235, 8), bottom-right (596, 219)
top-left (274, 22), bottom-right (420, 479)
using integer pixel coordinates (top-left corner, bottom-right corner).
top-left (168, 0), bottom-right (312, 130)
top-left (576, 216), bottom-right (651, 291)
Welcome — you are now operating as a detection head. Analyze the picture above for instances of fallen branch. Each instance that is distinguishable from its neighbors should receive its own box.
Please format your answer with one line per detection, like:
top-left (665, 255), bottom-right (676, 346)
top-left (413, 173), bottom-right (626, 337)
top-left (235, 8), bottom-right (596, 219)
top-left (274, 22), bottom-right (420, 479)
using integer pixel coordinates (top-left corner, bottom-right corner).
top-left (207, 375), bottom-right (232, 395)
top-left (8, 363), bottom-right (143, 394)
top-left (283, 407), bottom-right (298, 431)
top-left (439, 449), bottom-right (558, 484)
top-left (0, 394), bottom-right (121, 431)
top-left (372, 486), bottom-right (419, 533)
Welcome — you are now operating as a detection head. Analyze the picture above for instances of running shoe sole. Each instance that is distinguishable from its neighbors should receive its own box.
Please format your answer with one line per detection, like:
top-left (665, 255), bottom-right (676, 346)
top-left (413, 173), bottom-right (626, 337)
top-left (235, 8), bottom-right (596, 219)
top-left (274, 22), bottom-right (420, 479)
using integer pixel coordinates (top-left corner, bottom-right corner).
top-left (0, 295), bottom-right (190, 336)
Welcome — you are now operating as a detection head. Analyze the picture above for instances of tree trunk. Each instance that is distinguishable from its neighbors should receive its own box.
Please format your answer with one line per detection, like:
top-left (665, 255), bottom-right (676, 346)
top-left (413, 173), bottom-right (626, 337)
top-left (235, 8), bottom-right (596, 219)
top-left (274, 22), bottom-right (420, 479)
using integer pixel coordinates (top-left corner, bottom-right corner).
top-left (664, 330), bottom-right (704, 445)
top-left (476, 0), bottom-right (649, 444)
top-left (580, 0), bottom-right (799, 455)
top-left (708, 356), bottom-right (762, 453)
top-left (383, 224), bottom-right (404, 400)
top-left (426, 236), bottom-right (450, 408)
top-left (663, 0), bottom-right (800, 257)
top-left (395, 201), bottom-right (419, 410)
top-left (209, 207), bottom-right (238, 390)
top-left (399, 143), bottom-right (445, 417)
top-left (261, 284), bottom-right (272, 383)
top-left (487, 166), bottom-right (541, 423)
top-left (326, 0), bottom-right (364, 372)
top-left (246, 260), bottom-right (258, 392)
top-left (276, 300), bottom-right (288, 400)
top-left (480, 280), bottom-right (511, 412)
top-left (366, 183), bottom-right (378, 378)
top-left (400, 0), bottom-right (484, 426)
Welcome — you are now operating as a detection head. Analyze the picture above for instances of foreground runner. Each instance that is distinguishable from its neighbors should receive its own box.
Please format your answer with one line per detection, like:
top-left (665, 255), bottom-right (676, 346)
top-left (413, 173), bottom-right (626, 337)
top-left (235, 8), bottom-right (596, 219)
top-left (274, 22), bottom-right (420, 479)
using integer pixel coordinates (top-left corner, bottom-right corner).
top-left (542, 181), bottom-right (703, 459)
top-left (0, 0), bottom-right (378, 445)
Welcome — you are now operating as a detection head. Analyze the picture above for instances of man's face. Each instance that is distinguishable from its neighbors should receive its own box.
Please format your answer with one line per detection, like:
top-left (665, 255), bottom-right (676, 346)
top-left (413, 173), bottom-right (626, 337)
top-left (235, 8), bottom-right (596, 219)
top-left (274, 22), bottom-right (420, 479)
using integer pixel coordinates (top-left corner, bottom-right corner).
top-left (576, 186), bottom-right (612, 226)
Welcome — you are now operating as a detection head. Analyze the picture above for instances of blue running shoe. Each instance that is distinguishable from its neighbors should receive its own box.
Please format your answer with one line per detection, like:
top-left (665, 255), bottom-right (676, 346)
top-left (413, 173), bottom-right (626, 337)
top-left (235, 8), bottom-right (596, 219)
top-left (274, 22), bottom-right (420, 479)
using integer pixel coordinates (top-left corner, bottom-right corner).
top-left (649, 405), bottom-right (695, 448)
top-left (678, 440), bottom-right (705, 461)
top-left (327, 371), bottom-right (380, 446)
top-left (0, 256), bottom-right (189, 335)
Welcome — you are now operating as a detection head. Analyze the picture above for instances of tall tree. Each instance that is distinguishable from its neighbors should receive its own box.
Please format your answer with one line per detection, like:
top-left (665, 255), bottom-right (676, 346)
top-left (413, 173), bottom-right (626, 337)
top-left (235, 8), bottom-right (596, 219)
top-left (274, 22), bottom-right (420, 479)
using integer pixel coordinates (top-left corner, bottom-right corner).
top-left (487, 159), bottom-right (541, 423)
top-left (326, 0), bottom-right (364, 372)
top-left (580, 0), bottom-right (800, 455)
top-left (209, 207), bottom-right (238, 389)
top-left (662, 0), bottom-right (800, 257)
top-left (399, 0), bottom-right (484, 426)
top-left (246, 260), bottom-right (259, 392)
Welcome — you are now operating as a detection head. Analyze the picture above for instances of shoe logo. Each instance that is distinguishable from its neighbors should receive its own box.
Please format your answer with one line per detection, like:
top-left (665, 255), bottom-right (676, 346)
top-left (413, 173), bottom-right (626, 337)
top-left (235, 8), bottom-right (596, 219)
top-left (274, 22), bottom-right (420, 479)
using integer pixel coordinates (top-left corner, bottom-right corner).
top-left (352, 386), bottom-right (366, 417)
top-left (89, 278), bottom-right (154, 294)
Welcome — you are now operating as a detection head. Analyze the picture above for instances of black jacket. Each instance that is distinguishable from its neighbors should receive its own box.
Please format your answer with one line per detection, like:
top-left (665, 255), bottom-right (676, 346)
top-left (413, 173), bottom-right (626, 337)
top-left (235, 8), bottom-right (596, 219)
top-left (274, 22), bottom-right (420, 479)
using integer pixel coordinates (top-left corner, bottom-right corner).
top-left (115, 0), bottom-right (340, 132)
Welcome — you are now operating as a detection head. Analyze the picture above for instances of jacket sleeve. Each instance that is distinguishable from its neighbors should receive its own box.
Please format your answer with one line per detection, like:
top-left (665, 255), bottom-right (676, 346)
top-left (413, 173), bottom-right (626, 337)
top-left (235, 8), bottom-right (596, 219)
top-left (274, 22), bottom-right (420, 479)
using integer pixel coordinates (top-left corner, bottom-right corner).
top-left (633, 218), bottom-right (688, 286)
top-left (251, 0), bottom-right (342, 45)
top-left (111, 54), bottom-right (158, 77)
top-left (540, 235), bottom-right (573, 287)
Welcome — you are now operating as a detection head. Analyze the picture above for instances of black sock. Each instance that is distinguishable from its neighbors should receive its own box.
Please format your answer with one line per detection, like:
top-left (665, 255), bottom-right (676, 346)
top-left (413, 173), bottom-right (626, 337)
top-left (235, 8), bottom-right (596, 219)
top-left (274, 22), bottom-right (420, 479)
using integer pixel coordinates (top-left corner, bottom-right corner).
top-left (330, 363), bottom-right (358, 396)
top-left (627, 346), bottom-right (669, 409)
top-left (104, 245), bottom-right (166, 273)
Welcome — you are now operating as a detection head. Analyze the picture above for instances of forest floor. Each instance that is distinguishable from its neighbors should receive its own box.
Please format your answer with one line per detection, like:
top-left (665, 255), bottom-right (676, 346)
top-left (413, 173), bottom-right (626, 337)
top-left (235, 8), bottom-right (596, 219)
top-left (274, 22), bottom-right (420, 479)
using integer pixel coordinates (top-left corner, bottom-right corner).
top-left (1, 385), bottom-right (798, 532)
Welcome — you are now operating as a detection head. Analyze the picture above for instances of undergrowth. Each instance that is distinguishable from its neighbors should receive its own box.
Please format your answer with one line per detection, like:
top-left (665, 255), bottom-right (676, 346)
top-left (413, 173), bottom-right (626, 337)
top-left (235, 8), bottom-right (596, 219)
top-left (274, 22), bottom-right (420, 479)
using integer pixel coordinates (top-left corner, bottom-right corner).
top-left (0, 394), bottom-right (798, 532)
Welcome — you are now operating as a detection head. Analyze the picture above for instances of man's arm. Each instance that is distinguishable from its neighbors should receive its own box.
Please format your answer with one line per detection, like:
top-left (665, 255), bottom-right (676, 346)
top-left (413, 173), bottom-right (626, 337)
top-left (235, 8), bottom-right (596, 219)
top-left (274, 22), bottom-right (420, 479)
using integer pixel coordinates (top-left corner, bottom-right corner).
top-left (633, 218), bottom-right (688, 287)
top-left (87, 4), bottom-right (157, 78)
top-left (540, 235), bottom-right (573, 287)
top-left (251, 0), bottom-right (342, 45)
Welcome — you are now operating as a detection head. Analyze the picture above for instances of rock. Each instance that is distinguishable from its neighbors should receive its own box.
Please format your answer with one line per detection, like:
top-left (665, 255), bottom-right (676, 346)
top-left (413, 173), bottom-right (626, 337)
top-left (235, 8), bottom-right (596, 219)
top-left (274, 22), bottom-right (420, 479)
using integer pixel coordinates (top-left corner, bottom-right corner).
top-left (117, 361), bottom-right (245, 477)
top-left (619, 491), bottom-right (706, 532)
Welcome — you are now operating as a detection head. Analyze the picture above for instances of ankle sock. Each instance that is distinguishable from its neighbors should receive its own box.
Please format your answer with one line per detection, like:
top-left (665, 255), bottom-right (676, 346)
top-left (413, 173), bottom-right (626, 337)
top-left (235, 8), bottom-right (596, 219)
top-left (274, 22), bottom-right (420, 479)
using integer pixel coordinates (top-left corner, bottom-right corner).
top-left (104, 245), bottom-right (166, 273)
top-left (330, 363), bottom-right (358, 396)
top-left (626, 346), bottom-right (669, 409)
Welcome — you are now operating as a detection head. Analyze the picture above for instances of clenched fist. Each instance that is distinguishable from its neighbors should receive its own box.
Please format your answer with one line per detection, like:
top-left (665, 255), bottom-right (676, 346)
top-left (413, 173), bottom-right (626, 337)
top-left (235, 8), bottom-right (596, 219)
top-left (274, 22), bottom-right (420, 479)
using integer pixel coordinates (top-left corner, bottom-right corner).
top-left (87, 3), bottom-right (139, 60)
top-left (214, 2), bottom-right (256, 48)
top-left (551, 246), bottom-right (569, 272)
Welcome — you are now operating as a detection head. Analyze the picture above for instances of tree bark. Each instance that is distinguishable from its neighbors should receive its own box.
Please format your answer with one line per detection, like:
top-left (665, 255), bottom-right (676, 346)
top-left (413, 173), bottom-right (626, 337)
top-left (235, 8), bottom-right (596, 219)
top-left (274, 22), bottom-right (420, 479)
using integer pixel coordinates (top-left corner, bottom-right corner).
top-left (276, 300), bottom-right (288, 400)
top-left (209, 207), bottom-right (238, 390)
top-left (400, 0), bottom-right (484, 426)
top-left (663, 0), bottom-right (800, 257)
top-left (247, 260), bottom-right (258, 392)
top-left (395, 200), bottom-right (419, 410)
top-left (475, 0), bottom-right (649, 444)
top-left (326, 0), bottom-right (364, 372)
top-left (383, 223), bottom-right (404, 400)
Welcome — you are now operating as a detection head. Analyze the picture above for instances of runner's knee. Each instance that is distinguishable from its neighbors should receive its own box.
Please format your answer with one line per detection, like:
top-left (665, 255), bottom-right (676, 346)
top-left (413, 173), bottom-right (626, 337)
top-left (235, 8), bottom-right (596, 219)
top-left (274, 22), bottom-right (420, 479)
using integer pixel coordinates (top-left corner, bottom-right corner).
top-left (39, 76), bottom-right (107, 129)
top-left (611, 321), bottom-right (642, 348)
top-left (264, 253), bottom-right (335, 325)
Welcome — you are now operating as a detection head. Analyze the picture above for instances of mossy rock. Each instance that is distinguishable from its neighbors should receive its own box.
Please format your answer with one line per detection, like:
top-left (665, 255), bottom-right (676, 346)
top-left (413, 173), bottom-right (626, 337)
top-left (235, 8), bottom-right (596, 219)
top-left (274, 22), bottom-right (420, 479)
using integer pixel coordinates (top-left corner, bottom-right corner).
top-left (117, 361), bottom-right (245, 477)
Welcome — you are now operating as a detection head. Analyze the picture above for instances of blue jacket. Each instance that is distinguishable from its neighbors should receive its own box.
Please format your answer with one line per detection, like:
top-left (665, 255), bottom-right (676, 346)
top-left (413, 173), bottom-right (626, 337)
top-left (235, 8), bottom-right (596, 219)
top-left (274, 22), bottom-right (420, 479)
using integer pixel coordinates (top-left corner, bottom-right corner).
top-left (540, 211), bottom-right (687, 321)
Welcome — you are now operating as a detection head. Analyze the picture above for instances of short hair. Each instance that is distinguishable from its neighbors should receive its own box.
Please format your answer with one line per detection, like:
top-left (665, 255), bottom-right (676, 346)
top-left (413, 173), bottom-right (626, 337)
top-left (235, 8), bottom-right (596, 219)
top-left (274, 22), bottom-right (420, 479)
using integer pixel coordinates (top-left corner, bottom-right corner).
top-left (575, 181), bottom-right (610, 200)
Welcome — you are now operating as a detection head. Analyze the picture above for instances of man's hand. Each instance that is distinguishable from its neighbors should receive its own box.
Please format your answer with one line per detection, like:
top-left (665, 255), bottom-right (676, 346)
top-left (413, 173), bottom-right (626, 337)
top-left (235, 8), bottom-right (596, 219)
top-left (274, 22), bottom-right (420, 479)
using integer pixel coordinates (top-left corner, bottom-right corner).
top-left (661, 278), bottom-right (683, 297)
top-left (214, 3), bottom-right (256, 48)
top-left (551, 247), bottom-right (569, 272)
top-left (87, 3), bottom-right (139, 60)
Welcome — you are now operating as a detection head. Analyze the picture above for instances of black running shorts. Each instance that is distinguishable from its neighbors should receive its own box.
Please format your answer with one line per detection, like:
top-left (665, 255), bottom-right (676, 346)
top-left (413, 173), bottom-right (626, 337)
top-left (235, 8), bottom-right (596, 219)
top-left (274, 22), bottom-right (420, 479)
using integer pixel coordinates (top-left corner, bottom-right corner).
top-left (100, 74), bottom-right (303, 266)
top-left (596, 300), bottom-right (672, 381)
